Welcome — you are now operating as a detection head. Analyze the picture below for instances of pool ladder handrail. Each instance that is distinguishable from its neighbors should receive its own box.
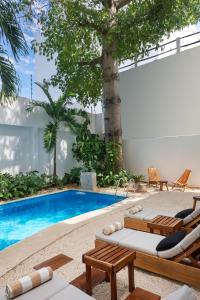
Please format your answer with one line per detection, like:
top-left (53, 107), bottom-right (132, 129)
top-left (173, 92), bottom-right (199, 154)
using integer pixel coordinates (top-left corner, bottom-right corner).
top-left (115, 178), bottom-right (135, 197)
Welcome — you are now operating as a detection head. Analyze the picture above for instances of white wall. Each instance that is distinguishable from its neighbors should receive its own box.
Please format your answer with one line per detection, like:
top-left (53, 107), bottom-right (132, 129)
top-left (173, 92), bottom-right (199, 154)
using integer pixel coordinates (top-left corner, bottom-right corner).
top-left (120, 45), bottom-right (200, 186)
top-left (0, 97), bottom-right (77, 177)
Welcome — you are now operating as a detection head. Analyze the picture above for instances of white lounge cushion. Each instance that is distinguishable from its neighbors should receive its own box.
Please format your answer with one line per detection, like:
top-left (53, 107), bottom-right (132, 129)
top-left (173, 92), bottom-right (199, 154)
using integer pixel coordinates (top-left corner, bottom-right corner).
top-left (0, 275), bottom-right (67, 300)
top-left (162, 285), bottom-right (196, 300)
top-left (96, 228), bottom-right (133, 244)
top-left (190, 207), bottom-right (200, 220)
top-left (183, 214), bottom-right (194, 225)
top-left (119, 230), bottom-right (164, 256)
top-left (49, 285), bottom-right (95, 300)
top-left (179, 224), bottom-right (200, 250)
top-left (157, 243), bottom-right (183, 259)
top-left (125, 209), bottom-right (173, 221)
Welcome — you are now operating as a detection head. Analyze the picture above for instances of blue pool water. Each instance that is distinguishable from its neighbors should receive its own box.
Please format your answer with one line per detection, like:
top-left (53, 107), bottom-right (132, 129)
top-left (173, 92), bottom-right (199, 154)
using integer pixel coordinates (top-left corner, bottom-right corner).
top-left (0, 190), bottom-right (125, 250)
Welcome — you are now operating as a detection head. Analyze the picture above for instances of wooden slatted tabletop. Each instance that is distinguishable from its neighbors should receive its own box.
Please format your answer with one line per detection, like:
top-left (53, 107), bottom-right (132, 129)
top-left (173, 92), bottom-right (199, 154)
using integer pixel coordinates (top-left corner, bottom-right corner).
top-left (147, 215), bottom-right (183, 235)
top-left (82, 244), bottom-right (136, 300)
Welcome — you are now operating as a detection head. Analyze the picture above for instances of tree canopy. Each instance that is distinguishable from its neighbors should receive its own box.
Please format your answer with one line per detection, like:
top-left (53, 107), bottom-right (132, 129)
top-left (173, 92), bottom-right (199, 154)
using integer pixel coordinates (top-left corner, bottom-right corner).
top-left (31, 0), bottom-right (200, 106)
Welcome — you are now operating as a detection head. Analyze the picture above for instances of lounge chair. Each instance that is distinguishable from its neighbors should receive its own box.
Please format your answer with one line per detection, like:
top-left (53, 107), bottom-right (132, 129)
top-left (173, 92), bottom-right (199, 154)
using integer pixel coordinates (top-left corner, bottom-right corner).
top-left (148, 167), bottom-right (161, 186)
top-left (124, 207), bottom-right (200, 233)
top-left (172, 169), bottom-right (191, 191)
top-left (95, 224), bottom-right (200, 288)
top-left (0, 274), bottom-right (95, 300)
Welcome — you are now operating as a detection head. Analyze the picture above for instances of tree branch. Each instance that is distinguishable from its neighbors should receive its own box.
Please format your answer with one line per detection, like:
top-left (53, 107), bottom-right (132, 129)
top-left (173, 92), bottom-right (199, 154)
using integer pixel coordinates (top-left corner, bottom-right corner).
top-left (116, 0), bottom-right (133, 9)
top-left (78, 56), bottom-right (102, 67)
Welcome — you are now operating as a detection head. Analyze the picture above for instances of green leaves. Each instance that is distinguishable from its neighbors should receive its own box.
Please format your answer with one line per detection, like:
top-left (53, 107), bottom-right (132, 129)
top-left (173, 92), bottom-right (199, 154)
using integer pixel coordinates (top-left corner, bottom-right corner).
top-left (31, 0), bottom-right (200, 106)
top-left (0, 171), bottom-right (64, 200)
top-left (44, 122), bottom-right (58, 152)
top-left (0, 46), bottom-right (20, 103)
top-left (0, 0), bottom-right (28, 103)
top-left (27, 82), bottom-right (89, 176)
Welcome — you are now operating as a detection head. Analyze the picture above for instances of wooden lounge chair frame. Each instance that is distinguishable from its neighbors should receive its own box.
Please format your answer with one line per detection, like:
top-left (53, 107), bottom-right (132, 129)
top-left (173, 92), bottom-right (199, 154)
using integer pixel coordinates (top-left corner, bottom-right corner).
top-left (95, 238), bottom-right (200, 288)
top-left (172, 169), bottom-right (191, 191)
top-left (124, 213), bottom-right (200, 234)
top-left (148, 167), bottom-right (161, 186)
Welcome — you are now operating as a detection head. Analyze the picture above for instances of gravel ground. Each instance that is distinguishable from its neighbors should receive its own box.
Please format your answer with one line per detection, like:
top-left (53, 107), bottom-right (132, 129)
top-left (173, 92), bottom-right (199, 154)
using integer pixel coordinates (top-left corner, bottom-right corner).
top-left (1, 188), bottom-right (200, 299)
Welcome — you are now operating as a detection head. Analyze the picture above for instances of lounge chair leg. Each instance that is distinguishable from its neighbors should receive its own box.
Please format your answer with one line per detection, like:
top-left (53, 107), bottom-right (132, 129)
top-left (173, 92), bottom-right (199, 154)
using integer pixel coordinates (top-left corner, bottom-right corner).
top-left (86, 265), bottom-right (92, 295)
top-left (128, 261), bottom-right (135, 292)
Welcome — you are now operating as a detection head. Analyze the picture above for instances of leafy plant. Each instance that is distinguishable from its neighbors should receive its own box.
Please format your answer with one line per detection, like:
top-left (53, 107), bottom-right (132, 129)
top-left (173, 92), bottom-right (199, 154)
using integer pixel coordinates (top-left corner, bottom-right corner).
top-left (62, 167), bottom-right (82, 185)
top-left (27, 82), bottom-right (89, 177)
top-left (0, 171), bottom-right (65, 200)
top-left (72, 128), bottom-right (144, 187)
top-left (72, 129), bottom-right (105, 172)
top-left (97, 170), bottom-right (144, 187)
top-left (0, 0), bottom-right (28, 103)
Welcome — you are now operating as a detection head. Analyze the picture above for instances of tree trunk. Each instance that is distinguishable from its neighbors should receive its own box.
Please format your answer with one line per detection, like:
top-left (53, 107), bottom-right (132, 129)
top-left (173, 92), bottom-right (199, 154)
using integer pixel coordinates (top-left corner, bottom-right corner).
top-left (53, 143), bottom-right (57, 177)
top-left (102, 0), bottom-right (123, 170)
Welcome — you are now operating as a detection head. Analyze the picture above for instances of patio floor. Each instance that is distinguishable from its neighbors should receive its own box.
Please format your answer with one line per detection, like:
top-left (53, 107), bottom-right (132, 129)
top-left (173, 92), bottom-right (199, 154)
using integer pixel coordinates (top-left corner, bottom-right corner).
top-left (0, 189), bottom-right (200, 299)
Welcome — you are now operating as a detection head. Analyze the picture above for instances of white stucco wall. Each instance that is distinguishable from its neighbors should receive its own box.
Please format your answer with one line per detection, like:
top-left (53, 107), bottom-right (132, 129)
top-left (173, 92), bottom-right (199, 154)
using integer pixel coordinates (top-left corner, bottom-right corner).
top-left (0, 97), bottom-right (77, 177)
top-left (120, 45), bottom-right (200, 186)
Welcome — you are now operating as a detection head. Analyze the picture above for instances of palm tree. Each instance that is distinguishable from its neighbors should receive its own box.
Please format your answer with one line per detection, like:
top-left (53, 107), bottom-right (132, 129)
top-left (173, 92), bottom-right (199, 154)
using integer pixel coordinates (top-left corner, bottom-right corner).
top-left (27, 82), bottom-right (89, 177)
top-left (0, 0), bottom-right (28, 103)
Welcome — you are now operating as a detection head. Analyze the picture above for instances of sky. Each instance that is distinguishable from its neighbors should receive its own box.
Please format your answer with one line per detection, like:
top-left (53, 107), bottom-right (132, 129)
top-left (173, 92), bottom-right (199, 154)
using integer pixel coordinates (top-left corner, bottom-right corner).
top-left (4, 20), bottom-right (200, 102)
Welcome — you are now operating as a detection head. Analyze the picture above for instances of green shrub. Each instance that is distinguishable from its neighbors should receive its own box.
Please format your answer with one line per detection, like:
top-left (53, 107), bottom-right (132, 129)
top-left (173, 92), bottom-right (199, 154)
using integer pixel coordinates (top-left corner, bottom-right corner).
top-left (72, 128), bottom-right (144, 187)
top-left (0, 171), bottom-right (63, 201)
top-left (97, 170), bottom-right (144, 187)
top-left (62, 167), bottom-right (82, 185)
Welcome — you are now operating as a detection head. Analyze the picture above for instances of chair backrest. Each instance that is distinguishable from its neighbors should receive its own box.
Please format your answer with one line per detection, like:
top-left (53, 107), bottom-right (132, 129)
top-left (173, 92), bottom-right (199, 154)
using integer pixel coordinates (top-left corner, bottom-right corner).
top-left (148, 167), bottom-right (160, 182)
top-left (176, 169), bottom-right (191, 185)
top-left (158, 223), bottom-right (200, 259)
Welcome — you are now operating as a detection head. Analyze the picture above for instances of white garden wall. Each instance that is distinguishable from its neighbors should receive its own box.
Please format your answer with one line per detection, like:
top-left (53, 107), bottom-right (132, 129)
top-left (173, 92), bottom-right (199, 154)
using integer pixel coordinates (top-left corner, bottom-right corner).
top-left (120, 45), bottom-right (200, 186)
top-left (0, 97), bottom-right (77, 177)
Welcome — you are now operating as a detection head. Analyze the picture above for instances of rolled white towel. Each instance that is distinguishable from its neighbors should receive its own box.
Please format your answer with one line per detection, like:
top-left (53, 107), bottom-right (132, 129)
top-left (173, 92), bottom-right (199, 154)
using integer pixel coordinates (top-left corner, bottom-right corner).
top-left (129, 205), bottom-right (143, 215)
top-left (6, 267), bottom-right (53, 299)
top-left (102, 224), bottom-right (116, 235)
top-left (113, 221), bottom-right (123, 231)
top-left (102, 221), bottom-right (124, 235)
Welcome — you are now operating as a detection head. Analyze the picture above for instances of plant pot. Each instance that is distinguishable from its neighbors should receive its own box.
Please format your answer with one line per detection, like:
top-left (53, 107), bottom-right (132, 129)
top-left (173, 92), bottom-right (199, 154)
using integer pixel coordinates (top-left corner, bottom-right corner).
top-left (135, 182), bottom-right (147, 193)
top-left (80, 172), bottom-right (97, 191)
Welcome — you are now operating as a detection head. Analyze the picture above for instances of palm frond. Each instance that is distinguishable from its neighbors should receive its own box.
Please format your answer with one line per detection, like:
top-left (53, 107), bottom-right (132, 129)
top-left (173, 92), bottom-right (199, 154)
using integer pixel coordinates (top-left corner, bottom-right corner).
top-left (0, 45), bottom-right (20, 103)
top-left (26, 100), bottom-right (55, 117)
top-left (0, 0), bottom-right (28, 60)
top-left (43, 122), bottom-right (58, 152)
top-left (35, 82), bottom-right (55, 107)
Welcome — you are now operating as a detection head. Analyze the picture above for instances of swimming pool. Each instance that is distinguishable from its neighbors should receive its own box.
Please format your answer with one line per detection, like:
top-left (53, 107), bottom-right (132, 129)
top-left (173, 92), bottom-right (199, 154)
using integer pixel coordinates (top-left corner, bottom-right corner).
top-left (0, 190), bottom-right (125, 251)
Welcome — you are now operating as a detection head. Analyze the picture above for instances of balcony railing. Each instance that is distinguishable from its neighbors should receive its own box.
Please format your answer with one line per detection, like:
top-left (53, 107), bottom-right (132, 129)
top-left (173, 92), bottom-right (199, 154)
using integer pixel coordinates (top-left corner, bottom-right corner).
top-left (119, 31), bottom-right (200, 71)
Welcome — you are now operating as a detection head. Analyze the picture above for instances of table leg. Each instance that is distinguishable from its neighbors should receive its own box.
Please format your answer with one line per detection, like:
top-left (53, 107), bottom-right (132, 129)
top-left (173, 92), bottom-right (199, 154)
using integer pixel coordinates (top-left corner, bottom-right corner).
top-left (86, 264), bottom-right (92, 295)
top-left (110, 272), bottom-right (117, 300)
top-left (128, 262), bottom-right (135, 292)
top-left (193, 199), bottom-right (197, 210)
top-left (166, 183), bottom-right (169, 191)
top-left (160, 182), bottom-right (163, 191)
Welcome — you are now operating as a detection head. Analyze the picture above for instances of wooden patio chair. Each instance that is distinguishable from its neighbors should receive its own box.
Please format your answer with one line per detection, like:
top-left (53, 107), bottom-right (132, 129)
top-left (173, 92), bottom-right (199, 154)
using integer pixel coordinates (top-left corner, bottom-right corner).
top-left (172, 169), bottom-right (191, 191)
top-left (148, 167), bottom-right (161, 186)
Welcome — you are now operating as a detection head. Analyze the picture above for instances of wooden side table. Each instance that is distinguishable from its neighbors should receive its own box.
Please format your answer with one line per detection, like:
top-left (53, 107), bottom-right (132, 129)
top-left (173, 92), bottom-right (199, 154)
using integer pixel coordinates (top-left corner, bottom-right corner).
top-left (158, 180), bottom-right (169, 191)
top-left (193, 196), bottom-right (200, 210)
top-left (82, 244), bottom-right (136, 300)
top-left (147, 215), bottom-right (183, 235)
top-left (125, 287), bottom-right (161, 300)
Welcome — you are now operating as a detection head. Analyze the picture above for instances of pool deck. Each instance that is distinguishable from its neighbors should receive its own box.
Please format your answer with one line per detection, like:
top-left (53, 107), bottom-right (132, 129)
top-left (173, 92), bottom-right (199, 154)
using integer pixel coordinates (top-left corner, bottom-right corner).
top-left (1, 188), bottom-right (200, 299)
